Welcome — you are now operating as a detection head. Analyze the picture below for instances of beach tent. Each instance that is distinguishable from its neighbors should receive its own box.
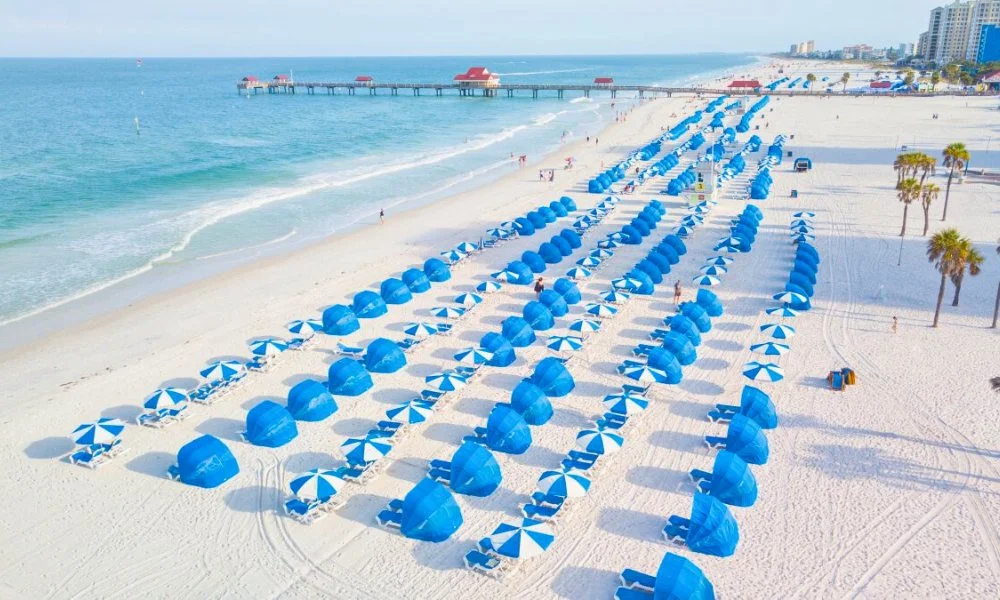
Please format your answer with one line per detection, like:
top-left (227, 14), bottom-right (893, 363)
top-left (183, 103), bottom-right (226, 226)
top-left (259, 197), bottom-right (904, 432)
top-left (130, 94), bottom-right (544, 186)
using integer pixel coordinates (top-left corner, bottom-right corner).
top-left (738, 385), bottom-right (778, 429)
top-left (660, 331), bottom-right (697, 365)
top-left (679, 302), bottom-right (712, 333)
top-left (514, 217), bottom-right (536, 236)
top-left (553, 278), bottom-right (582, 304)
top-left (423, 258), bottom-right (451, 282)
top-left (538, 289), bottom-right (569, 317)
top-left (287, 379), bottom-right (338, 421)
top-left (449, 442), bottom-right (503, 497)
top-left (655, 244), bottom-right (680, 265)
top-left (538, 242), bottom-right (563, 264)
top-left (548, 200), bottom-right (568, 217)
top-left (327, 358), bottom-right (373, 396)
top-left (486, 404), bottom-right (533, 454)
top-left (243, 400), bottom-right (298, 448)
top-left (352, 290), bottom-right (388, 319)
top-left (400, 479), bottom-right (463, 542)
top-left (322, 304), bottom-right (360, 336)
top-left (646, 252), bottom-right (671, 275)
top-left (686, 494), bottom-right (740, 557)
top-left (501, 316), bottom-right (537, 347)
top-left (695, 289), bottom-right (724, 317)
top-left (560, 196), bottom-right (577, 211)
top-left (537, 206), bottom-right (557, 223)
top-left (704, 451), bottom-right (758, 507)
top-left (505, 260), bottom-right (535, 285)
top-left (401, 267), bottom-right (431, 293)
top-left (174, 435), bottom-right (240, 489)
top-left (630, 218), bottom-right (651, 237)
top-left (668, 314), bottom-right (702, 346)
top-left (523, 301), bottom-right (555, 331)
top-left (521, 251), bottom-right (547, 274)
top-left (662, 234), bottom-right (687, 256)
top-left (550, 235), bottom-right (573, 258)
top-left (527, 211), bottom-right (547, 229)
top-left (380, 278), bottom-right (413, 305)
top-left (626, 269), bottom-right (656, 295)
top-left (480, 332), bottom-right (516, 367)
top-left (653, 552), bottom-right (716, 600)
top-left (621, 225), bottom-right (643, 245)
top-left (559, 229), bottom-right (582, 249)
top-left (530, 357), bottom-right (575, 397)
top-left (637, 260), bottom-right (664, 284)
top-left (647, 348), bottom-right (683, 384)
top-left (722, 415), bottom-right (770, 464)
top-left (364, 338), bottom-right (407, 374)
top-left (788, 272), bottom-right (815, 296)
top-left (511, 379), bottom-right (553, 425)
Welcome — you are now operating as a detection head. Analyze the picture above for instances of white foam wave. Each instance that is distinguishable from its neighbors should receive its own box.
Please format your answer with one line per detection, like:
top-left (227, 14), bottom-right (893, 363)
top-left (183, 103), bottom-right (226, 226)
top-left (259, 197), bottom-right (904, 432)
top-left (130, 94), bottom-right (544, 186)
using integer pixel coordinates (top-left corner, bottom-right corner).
top-left (569, 97), bottom-right (593, 104)
top-left (196, 228), bottom-right (298, 260)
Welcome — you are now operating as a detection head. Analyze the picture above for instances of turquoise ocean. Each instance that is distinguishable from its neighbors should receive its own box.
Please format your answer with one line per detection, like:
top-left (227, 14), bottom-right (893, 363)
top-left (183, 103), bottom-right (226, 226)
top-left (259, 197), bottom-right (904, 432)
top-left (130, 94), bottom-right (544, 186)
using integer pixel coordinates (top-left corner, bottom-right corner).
top-left (0, 54), bottom-right (757, 328)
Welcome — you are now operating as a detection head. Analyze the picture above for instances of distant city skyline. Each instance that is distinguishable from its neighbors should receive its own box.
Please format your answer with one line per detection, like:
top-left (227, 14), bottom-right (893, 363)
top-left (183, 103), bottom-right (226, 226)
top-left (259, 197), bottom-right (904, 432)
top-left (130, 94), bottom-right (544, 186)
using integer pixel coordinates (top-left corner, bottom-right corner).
top-left (1, 0), bottom-right (944, 57)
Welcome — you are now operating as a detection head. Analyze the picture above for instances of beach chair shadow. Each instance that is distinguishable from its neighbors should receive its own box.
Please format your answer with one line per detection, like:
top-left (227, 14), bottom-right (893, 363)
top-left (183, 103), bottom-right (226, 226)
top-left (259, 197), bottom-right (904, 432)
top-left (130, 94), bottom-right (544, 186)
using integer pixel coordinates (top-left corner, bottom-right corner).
top-left (422, 423), bottom-right (468, 446)
top-left (339, 493), bottom-right (391, 526)
top-left (332, 417), bottom-right (377, 436)
top-left (196, 417), bottom-right (244, 442)
top-left (677, 379), bottom-right (724, 397)
top-left (596, 507), bottom-right (665, 542)
top-left (125, 451), bottom-right (175, 478)
top-left (649, 430), bottom-right (703, 453)
top-left (24, 436), bottom-right (76, 459)
top-left (453, 396), bottom-right (494, 417)
top-left (667, 399), bottom-right (709, 421)
top-left (704, 339), bottom-right (741, 352)
top-left (550, 566), bottom-right (619, 600)
top-left (101, 404), bottom-right (143, 423)
top-left (626, 465), bottom-right (688, 493)
top-left (383, 459), bottom-right (425, 484)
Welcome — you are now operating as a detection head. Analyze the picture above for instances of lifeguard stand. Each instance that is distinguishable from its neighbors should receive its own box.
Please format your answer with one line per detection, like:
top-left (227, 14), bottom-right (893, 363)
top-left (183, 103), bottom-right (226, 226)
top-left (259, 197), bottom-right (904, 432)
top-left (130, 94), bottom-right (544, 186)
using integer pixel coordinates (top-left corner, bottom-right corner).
top-left (687, 159), bottom-right (718, 207)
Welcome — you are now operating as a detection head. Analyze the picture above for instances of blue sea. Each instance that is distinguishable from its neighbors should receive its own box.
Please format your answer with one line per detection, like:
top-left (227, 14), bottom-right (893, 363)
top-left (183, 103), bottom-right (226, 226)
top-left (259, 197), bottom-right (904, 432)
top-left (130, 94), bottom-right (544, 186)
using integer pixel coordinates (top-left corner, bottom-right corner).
top-left (0, 54), bottom-right (756, 327)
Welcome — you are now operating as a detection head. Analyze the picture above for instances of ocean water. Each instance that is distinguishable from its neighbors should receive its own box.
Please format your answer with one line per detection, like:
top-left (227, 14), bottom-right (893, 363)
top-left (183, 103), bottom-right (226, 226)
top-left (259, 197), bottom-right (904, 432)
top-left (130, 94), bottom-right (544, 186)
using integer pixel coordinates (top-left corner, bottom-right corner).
top-left (0, 54), bottom-right (756, 326)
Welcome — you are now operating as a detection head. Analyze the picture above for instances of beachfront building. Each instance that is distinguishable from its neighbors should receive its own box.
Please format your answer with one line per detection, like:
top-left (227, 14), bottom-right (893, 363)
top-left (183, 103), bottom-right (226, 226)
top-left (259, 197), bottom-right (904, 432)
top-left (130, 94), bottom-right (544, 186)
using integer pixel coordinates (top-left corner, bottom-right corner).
top-left (917, 0), bottom-right (1000, 63)
top-left (788, 41), bottom-right (815, 56)
top-left (982, 69), bottom-right (1000, 90)
top-left (842, 44), bottom-right (875, 60)
top-left (454, 67), bottom-right (500, 96)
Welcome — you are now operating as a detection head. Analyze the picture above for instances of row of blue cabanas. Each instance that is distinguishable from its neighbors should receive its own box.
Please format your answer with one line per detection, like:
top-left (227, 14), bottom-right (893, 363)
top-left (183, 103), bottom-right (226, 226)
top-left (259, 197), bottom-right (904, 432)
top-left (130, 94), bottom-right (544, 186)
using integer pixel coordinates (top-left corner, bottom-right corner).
top-left (736, 96), bottom-right (770, 133)
top-left (765, 77), bottom-right (789, 91)
top-left (785, 215), bottom-right (821, 311)
top-left (786, 77), bottom-right (802, 89)
top-left (507, 196), bottom-right (579, 237)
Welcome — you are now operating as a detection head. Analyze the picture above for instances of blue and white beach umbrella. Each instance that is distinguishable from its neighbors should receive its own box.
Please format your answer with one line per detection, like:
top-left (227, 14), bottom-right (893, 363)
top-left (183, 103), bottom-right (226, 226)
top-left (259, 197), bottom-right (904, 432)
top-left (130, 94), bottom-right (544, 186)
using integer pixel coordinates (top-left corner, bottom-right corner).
top-left (487, 518), bottom-right (555, 559)
top-left (760, 323), bottom-right (797, 339)
top-left (717, 236), bottom-right (744, 248)
top-left (743, 361), bottom-right (785, 382)
top-left (143, 387), bottom-right (189, 410)
top-left (577, 256), bottom-right (601, 268)
top-left (791, 233), bottom-right (816, 242)
top-left (589, 208), bottom-right (607, 217)
top-left (72, 417), bottom-right (125, 446)
top-left (602, 393), bottom-right (649, 415)
top-left (287, 319), bottom-right (323, 337)
top-left (793, 211), bottom-right (816, 218)
top-left (290, 468), bottom-right (345, 502)
top-left (691, 203), bottom-right (710, 214)
top-left (405, 322), bottom-right (439, 338)
top-left (577, 429), bottom-right (624, 454)
top-left (765, 306), bottom-right (800, 318)
top-left (537, 470), bottom-right (591, 498)
top-left (454, 293), bottom-right (484, 307)
top-left (546, 335), bottom-right (584, 353)
top-left (476, 280), bottom-right (503, 294)
top-left (602, 289), bottom-right (631, 304)
top-left (441, 249), bottom-right (467, 263)
top-left (620, 364), bottom-right (669, 383)
top-left (386, 400), bottom-right (434, 424)
top-left (597, 239), bottom-right (620, 249)
top-left (585, 303), bottom-right (618, 318)
top-left (486, 227), bottom-right (508, 238)
top-left (425, 372), bottom-right (469, 392)
top-left (250, 338), bottom-right (289, 357)
top-left (491, 270), bottom-right (517, 283)
top-left (700, 264), bottom-right (728, 276)
top-left (750, 341), bottom-right (791, 356)
top-left (341, 437), bottom-right (391, 465)
top-left (590, 249), bottom-right (614, 259)
top-left (607, 232), bottom-right (626, 242)
top-left (454, 347), bottom-right (494, 365)
top-left (789, 219), bottom-right (813, 228)
top-left (574, 218), bottom-right (593, 229)
top-left (500, 221), bottom-right (516, 230)
top-left (705, 255), bottom-right (735, 266)
top-left (565, 267), bottom-right (592, 280)
top-left (773, 291), bottom-right (807, 305)
top-left (676, 225), bottom-right (695, 238)
top-left (612, 276), bottom-right (642, 291)
top-left (569, 319), bottom-right (601, 334)
top-left (430, 306), bottom-right (466, 319)
top-left (455, 242), bottom-right (479, 254)
top-left (692, 274), bottom-right (721, 287)
top-left (716, 243), bottom-right (742, 254)
top-left (200, 360), bottom-right (245, 381)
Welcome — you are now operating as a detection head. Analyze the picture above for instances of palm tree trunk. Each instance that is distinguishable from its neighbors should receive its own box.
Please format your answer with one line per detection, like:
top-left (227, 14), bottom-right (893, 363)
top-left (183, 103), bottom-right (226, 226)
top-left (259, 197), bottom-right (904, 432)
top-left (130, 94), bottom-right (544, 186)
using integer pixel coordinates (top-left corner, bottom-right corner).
top-left (933, 274), bottom-right (947, 327)
top-left (922, 205), bottom-right (930, 236)
top-left (952, 271), bottom-right (964, 306)
top-left (992, 280), bottom-right (1000, 328)
top-left (942, 167), bottom-right (954, 221)
top-left (900, 203), bottom-right (909, 237)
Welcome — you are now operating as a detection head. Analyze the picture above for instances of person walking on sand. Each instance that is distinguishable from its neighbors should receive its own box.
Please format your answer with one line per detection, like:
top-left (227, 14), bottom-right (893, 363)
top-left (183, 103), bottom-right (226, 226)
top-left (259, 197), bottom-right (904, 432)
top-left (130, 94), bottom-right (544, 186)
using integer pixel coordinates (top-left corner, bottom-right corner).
top-left (673, 280), bottom-right (682, 305)
top-left (534, 277), bottom-right (545, 299)
top-left (891, 316), bottom-right (898, 334)
top-left (379, 208), bottom-right (385, 224)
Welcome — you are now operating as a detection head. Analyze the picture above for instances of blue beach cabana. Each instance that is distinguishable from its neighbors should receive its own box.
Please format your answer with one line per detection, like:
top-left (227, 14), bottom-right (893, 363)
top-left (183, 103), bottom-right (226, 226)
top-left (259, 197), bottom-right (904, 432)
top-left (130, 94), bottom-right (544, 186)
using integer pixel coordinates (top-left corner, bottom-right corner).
top-left (523, 301), bottom-right (555, 331)
top-left (530, 357), bottom-right (575, 397)
top-left (173, 435), bottom-right (240, 489)
top-left (521, 251), bottom-right (547, 274)
top-left (243, 400), bottom-right (298, 448)
top-left (660, 331), bottom-right (696, 365)
top-left (328, 358), bottom-right (373, 396)
top-left (480, 332), bottom-right (516, 367)
top-left (401, 479), bottom-right (463, 542)
top-left (423, 258), bottom-right (451, 282)
top-left (718, 415), bottom-right (769, 464)
top-left (502, 316), bottom-right (537, 347)
top-left (364, 338), bottom-right (407, 374)
top-left (401, 267), bottom-right (431, 293)
top-left (380, 278), bottom-right (413, 305)
top-left (668, 314), bottom-right (702, 346)
top-left (287, 379), bottom-right (338, 421)
top-left (679, 302), bottom-right (712, 333)
top-left (553, 278), bottom-right (581, 304)
top-left (686, 493), bottom-right (740, 557)
top-left (449, 442), bottom-right (502, 497)
top-left (653, 552), bottom-right (716, 600)
top-left (702, 451), bottom-right (758, 507)
top-left (511, 379), bottom-right (553, 425)
top-left (538, 289), bottom-right (569, 317)
top-left (352, 290), bottom-right (388, 319)
top-left (322, 304), bottom-right (359, 336)
top-left (486, 404), bottom-right (533, 454)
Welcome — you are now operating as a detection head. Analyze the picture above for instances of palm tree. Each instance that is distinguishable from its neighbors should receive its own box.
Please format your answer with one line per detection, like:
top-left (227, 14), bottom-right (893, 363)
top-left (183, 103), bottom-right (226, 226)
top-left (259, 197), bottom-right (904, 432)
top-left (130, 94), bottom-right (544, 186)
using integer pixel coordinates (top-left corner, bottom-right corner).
top-left (806, 73), bottom-right (816, 92)
top-left (950, 240), bottom-right (984, 306)
top-left (931, 71), bottom-right (941, 91)
top-left (927, 228), bottom-right (964, 327)
top-left (903, 70), bottom-right (916, 86)
top-left (840, 72), bottom-right (851, 92)
top-left (893, 153), bottom-right (910, 188)
top-left (917, 153), bottom-right (936, 186)
top-left (992, 238), bottom-right (1000, 329)
top-left (897, 178), bottom-right (920, 265)
top-left (941, 142), bottom-right (971, 221)
top-left (920, 183), bottom-right (940, 235)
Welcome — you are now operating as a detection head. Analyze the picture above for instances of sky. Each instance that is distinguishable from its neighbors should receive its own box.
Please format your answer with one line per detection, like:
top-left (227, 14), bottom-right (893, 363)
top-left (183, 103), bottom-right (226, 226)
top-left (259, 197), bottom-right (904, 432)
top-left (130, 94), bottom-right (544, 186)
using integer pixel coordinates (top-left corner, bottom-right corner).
top-left (0, 0), bottom-right (945, 57)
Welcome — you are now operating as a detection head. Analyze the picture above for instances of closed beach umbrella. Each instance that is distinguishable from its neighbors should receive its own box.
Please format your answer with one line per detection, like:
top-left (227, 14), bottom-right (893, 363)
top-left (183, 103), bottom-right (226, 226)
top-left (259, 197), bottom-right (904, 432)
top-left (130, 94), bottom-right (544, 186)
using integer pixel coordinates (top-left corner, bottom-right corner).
top-left (290, 468), bottom-right (345, 502)
top-left (143, 388), bottom-right (189, 411)
top-left (200, 360), bottom-right (245, 382)
top-left (72, 417), bottom-right (125, 446)
top-left (404, 322), bottom-right (439, 338)
top-left (430, 306), bottom-right (465, 319)
top-left (576, 429), bottom-right (624, 455)
top-left (621, 364), bottom-right (670, 384)
top-left (565, 267), bottom-right (592, 280)
top-left (287, 319), bottom-right (323, 337)
top-left (546, 335), bottom-right (583, 353)
top-left (250, 338), bottom-right (288, 357)
top-left (585, 303), bottom-right (618, 318)
top-left (425, 372), bottom-right (468, 392)
top-left (765, 306), bottom-right (799, 318)
top-left (742, 361), bottom-right (785, 382)
top-left (386, 400), bottom-right (434, 424)
top-left (569, 319), bottom-right (601, 334)
top-left (773, 291), bottom-right (806, 305)
top-left (750, 341), bottom-right (790, 356)
top-left (454, 347), bottom-right (494, 365)
top-left (760, 323), bottom-right (796, 339)
top-left (475, 280), bottom-right (503, 294)
top-left (454, 293), bottom-right (483, 307)
top-left (692, 274), bottom-right (721, 287)
top-left (537, 470), bottom-right (591, 499)
top-left (487, 518), bottom-right (555, 559)
top-left (602, 393), bottom-right (649, 415)
top-left (700, 264), bottom-right (728, 276)
top-left (341, 437), bottom-right (391, 465)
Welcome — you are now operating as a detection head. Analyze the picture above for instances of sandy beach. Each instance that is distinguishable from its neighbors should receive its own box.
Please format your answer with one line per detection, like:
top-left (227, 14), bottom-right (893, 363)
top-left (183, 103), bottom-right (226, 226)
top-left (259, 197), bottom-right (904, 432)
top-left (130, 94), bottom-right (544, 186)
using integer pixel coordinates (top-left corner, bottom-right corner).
top-left (2, 61), bottom-right (999, 599)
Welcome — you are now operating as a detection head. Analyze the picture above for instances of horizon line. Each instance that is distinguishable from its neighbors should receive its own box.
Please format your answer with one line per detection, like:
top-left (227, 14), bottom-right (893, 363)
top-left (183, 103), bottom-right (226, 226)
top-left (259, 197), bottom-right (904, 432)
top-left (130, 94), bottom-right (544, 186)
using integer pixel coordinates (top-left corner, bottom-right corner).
top-left (0, 51), bottom-right (777, 60)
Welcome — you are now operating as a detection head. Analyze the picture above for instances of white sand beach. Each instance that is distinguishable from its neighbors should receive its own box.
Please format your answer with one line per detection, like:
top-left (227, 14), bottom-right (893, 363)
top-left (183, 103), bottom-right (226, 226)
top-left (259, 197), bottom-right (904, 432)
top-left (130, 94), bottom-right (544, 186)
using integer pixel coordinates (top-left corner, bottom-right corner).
top-left (1, 62), bottom-right (999, 599)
